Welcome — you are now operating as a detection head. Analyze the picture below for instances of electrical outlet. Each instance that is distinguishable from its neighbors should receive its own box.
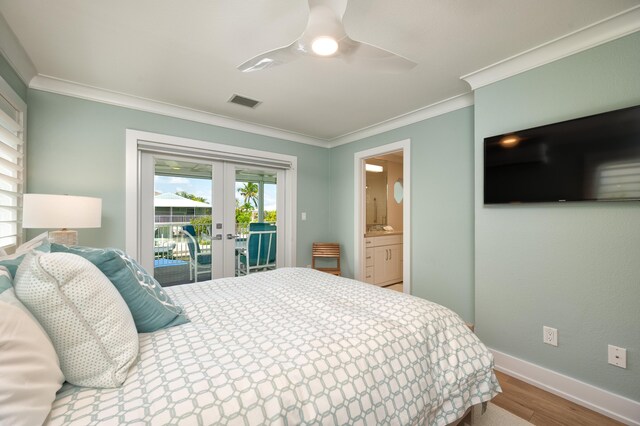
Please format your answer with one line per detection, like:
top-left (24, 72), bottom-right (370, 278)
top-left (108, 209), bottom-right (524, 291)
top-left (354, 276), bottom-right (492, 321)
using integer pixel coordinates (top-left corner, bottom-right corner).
top-left (608, 345), bottom-right (627, 368)
top-left (543, 326), bottom-right (558, 346)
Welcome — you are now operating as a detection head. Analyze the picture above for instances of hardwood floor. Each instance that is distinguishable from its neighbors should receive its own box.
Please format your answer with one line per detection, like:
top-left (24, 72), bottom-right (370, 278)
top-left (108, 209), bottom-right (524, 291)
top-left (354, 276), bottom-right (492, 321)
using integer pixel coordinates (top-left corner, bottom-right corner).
top-left (384, 282), bottom-right (403, 292)
top-left (493, 370), bottom-right (623, 425)
top-left (384, 284), bottom-right (621, 424)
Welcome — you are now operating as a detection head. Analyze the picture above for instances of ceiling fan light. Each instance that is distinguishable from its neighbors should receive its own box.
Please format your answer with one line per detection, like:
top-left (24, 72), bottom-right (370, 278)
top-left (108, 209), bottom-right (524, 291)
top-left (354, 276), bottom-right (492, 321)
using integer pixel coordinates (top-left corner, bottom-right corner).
top-left (311, 36), bottom-right (338, 56)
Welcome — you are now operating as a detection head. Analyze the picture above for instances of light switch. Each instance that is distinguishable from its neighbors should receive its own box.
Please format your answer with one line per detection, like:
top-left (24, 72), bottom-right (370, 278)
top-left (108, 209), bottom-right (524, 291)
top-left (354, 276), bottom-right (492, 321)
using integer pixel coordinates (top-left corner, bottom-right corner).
top-left (301, 212), bottom-right (307, 221)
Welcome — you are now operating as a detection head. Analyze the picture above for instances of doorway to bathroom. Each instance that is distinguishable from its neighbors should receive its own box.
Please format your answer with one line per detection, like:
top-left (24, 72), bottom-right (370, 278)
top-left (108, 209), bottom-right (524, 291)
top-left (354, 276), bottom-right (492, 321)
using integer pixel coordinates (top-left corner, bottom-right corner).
top-left (354, 139), bottom-right (410, 294)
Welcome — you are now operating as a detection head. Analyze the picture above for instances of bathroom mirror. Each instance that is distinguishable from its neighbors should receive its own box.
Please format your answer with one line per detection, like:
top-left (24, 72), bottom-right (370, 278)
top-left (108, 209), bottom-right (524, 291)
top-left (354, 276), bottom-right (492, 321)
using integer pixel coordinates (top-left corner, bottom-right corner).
top-left (394, 178), bottom-right (403, 203)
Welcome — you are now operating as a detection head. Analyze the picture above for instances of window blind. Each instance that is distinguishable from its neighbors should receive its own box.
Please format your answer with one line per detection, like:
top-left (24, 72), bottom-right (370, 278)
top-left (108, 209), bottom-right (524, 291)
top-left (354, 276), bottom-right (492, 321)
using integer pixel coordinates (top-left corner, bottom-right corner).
top-left (0, 80), bottom-right (25, 249)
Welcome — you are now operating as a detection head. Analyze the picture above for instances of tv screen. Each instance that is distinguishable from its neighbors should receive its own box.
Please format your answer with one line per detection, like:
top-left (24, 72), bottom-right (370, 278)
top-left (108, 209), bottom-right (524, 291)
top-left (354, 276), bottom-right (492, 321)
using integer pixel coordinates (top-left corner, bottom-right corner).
top-left (484, 105), bottom-right (640, 204)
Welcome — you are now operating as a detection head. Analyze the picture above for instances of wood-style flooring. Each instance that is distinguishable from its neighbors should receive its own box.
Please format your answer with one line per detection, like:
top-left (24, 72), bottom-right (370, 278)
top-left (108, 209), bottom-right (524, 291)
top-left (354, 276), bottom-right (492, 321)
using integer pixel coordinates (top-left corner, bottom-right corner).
top-left (493, 371), bottom-right (623, 425)
top-left (385, 283), bottom-right (622, 425)
top-left (384, 282), bottom-right (404, 292)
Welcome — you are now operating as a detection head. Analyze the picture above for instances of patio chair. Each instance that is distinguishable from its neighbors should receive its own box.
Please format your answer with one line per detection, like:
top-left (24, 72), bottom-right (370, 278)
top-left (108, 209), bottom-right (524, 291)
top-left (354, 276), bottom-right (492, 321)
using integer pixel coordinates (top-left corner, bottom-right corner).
top-left (237, 223), bottom-right (276, 275)
top-left (181, 227), bottom-right (212, 282)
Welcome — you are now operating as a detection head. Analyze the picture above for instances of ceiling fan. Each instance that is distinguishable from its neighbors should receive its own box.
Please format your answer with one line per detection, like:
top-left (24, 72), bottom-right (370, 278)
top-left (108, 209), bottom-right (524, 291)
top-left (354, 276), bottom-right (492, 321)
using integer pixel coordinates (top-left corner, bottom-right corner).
top-left (237, 0), bottom-right (417, 73)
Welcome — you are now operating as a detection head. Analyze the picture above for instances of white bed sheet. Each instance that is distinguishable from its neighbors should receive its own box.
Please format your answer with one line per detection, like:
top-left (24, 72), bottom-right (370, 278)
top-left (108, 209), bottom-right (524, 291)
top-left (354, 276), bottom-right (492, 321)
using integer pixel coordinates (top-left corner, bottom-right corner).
top-left (49, 268), bottom-right (500, 425)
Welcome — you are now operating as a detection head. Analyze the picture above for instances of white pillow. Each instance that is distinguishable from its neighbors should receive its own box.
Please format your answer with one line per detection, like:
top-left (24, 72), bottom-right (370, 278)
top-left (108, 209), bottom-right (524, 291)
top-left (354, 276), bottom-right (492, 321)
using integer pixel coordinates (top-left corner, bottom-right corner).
top-left (14, 251), bottom-right (139, 388)
top-left (15, 232), bottom-right (50, 254)
top-left (0, 301), bottom-right (65, 426)
top-left (0, 266), bottom-right (51, 337)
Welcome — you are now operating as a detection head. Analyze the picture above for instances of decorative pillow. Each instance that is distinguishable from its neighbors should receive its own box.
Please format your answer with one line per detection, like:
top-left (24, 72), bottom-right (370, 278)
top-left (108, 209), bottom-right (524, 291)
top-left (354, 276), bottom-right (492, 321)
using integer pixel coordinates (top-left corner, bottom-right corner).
top-left (0, 266), bottom-right (48, 332)
top-left (15, 232), bottom-right (51, 254)
top-left (0, 301), bottom-right (65, 426)
top-left (51, 244), bottom-right (189, 333)
top-left (0, 238), bottom-right (51, 277)
top-left (0, 266), bottom-right (10, 293)
top-left (14, 252), bottom-right (139, 388)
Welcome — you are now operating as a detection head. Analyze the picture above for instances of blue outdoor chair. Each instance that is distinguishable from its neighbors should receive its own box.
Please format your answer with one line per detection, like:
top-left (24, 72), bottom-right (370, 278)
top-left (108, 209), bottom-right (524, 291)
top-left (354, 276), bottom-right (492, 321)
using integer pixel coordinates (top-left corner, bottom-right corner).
top-left (238, 223), bottom-right (276, 275)
top-left (181, 225), bottom-right (212, 282)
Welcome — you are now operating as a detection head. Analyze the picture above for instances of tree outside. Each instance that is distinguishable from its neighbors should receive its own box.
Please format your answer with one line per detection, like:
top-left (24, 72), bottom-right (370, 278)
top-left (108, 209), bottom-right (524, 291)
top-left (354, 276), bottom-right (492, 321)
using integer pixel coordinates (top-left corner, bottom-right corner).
top-left (235, 200), bottom-right (253, 225)
top-left (264, 210), bottom-right (276, 223)
top-left (238, 183), bottom-right (259, 208)
top-left (176, 191), bottom-right (207, 203)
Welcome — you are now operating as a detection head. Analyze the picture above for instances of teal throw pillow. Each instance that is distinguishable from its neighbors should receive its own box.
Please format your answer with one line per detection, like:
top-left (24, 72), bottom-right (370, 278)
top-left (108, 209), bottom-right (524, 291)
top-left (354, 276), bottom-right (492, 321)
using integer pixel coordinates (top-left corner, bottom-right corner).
top-left (0, 255), bottom-right (25, 278)
top-left (0, 267), bottom-right (12, 293)
top-left (50, 244), bottom-right (189, 333)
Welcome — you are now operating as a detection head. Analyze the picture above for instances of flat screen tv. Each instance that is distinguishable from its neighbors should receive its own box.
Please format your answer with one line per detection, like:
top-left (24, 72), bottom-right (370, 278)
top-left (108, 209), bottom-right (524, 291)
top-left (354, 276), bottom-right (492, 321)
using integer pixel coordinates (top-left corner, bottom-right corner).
top-left (484, 104), bottom-right (640, 204)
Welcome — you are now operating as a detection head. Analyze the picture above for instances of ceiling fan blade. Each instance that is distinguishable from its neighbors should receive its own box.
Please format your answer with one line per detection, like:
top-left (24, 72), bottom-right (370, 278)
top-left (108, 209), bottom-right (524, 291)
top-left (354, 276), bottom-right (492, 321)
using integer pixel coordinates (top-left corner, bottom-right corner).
top-left (339, 37), bottom-right (417, 72)
top-left (237, 0), bottom-right (417, 73)
top-left (237, 43), bottom-right (301, 73)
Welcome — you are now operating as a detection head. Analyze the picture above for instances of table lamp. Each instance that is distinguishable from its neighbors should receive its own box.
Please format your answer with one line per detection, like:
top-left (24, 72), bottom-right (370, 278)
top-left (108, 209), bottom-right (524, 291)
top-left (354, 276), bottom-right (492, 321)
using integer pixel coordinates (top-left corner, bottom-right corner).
top-left (22, 194), bottom-right (102, 245)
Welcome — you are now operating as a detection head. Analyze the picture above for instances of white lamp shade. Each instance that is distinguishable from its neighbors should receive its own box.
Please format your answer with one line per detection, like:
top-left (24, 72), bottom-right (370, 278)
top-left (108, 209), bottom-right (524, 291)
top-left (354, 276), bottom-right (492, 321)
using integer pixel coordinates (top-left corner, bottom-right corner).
top-left (22, 194), bottom-right (102, 229)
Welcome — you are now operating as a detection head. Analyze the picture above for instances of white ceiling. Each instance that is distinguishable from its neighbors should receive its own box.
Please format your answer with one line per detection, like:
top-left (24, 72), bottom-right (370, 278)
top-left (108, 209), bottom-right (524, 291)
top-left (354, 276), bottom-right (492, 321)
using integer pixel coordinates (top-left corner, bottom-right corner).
top-left (1, 0), bottom-right (638, 142)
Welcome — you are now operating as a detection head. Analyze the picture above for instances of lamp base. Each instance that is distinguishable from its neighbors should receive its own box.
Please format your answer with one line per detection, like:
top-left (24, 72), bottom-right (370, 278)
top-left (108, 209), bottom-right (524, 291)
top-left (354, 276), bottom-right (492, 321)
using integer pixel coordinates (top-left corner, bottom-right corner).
top-left (48, 229), bottom-right (78, 245)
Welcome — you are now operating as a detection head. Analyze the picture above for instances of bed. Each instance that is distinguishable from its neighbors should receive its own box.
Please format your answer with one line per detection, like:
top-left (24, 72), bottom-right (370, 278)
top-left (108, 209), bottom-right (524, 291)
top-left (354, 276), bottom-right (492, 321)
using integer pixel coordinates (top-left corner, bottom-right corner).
top-left (48, 268), bottom-right (500, 425)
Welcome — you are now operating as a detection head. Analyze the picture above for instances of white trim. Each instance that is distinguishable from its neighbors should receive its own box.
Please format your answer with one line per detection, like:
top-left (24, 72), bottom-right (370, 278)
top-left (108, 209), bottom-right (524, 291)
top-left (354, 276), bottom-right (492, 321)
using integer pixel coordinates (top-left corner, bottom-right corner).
top-left (461, 6), bottom-right (640, 90)
top-left (0, 74), bottom-right (26, 250)
top-left (125, 129), bottom-right (297, 269)
top-left (31, 75), bottom-right (327, 148)
top-left (26, 71), bottom-right (474, 150)
top-left (354, 139), bottom-right (411, 294)
top-left (0, 13), bottom-right (37, 85)
top-left (0, 72), bottom-right (26, 112)
top-left (2, 7), bottom-right (636, 148)
top-left (330, 93), bottom-right (473, 148)
top-left (490, 348), bottom-right (640, 425)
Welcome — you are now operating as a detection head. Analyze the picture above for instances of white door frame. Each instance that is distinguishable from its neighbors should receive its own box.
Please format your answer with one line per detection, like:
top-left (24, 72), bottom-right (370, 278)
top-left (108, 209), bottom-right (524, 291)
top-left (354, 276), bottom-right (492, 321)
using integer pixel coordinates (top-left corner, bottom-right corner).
top-left (125, 129), bottom-right (297, 272)
top-left (354, 139), bottom-right (411, 294)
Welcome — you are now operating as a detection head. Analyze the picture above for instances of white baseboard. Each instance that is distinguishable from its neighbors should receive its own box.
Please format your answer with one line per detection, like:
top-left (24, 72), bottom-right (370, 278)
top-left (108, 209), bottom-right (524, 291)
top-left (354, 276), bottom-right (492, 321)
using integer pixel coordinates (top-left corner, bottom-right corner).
top-left (489, 348), bottom-right (640, 426)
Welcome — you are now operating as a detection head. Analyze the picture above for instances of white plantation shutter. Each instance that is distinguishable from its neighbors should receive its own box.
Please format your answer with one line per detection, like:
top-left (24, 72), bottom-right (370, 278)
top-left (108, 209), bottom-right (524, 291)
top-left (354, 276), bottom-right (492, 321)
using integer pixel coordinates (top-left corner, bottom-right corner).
top-left (0, 77), bottom-right (26, 249)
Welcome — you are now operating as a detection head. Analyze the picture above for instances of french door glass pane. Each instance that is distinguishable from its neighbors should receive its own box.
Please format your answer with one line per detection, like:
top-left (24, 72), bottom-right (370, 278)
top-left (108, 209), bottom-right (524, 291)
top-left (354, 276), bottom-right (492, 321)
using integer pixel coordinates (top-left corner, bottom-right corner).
top-left (153, 158), bottom-right (213, 285)
top-left (235, 168), bottom-right (277, 276)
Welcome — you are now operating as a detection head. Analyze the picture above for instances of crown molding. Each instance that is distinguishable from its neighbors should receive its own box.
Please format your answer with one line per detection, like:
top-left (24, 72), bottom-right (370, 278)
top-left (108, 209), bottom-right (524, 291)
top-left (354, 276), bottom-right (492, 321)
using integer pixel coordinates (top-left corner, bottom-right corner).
top-left (15, 6), bottom-right (639, 149)
top-left (29, 75), bottom-right (329, 148)
top-left (31, 72), bottom-right (473, 149)
top-left (0, 12), bottom-right (37, 85)
top-left (461, 6), bottom-right (640, 90)
top-left (328, 92), bottom-right (474, 148)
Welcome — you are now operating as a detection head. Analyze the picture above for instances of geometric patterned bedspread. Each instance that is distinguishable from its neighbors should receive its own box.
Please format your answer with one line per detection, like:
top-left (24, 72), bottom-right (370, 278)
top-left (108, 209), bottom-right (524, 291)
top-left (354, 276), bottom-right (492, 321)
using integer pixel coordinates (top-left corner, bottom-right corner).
top-left (49, 268), bottom-right (500, 425)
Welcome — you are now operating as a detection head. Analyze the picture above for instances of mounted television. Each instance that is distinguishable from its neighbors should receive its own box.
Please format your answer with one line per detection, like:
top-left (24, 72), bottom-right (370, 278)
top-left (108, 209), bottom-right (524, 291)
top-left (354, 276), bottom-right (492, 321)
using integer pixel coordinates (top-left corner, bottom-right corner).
top-left (484, 104), bottom-right (640, 204)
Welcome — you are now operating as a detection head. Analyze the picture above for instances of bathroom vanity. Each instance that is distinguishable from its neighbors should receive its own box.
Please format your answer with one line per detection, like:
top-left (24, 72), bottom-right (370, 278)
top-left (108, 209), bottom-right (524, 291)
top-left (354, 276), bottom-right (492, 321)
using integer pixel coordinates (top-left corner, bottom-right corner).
top-left (363, 233), bottom-right (403, 286)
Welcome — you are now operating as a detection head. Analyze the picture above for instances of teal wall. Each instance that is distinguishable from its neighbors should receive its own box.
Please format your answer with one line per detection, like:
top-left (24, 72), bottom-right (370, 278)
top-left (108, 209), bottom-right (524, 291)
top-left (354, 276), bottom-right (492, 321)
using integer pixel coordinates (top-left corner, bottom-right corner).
top-left (0, 53), bottom-right (27, 102)
top-left (26, 90), bottom-right (332, 267)
top-left (474, 32), bottom-right (640, 400)
top-left (330, 107), bottom-right (475, 321)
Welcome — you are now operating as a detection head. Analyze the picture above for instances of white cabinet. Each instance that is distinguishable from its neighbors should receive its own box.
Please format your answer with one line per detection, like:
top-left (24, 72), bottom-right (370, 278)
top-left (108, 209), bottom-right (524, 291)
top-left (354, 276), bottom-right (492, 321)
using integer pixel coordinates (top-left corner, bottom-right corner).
top-left (363, 235), bottom-right (402, 286)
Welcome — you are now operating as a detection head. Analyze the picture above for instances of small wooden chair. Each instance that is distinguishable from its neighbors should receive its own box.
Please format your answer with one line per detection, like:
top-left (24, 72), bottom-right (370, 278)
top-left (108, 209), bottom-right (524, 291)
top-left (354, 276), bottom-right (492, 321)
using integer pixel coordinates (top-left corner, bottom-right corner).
top-left (312, 243), bottom-right (341, 276)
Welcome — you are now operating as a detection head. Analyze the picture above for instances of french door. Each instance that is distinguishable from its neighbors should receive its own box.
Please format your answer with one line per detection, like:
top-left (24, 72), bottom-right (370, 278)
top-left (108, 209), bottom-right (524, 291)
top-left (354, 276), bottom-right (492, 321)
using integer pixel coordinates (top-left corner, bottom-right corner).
top-left (139, 153), bottom-right (285, 284)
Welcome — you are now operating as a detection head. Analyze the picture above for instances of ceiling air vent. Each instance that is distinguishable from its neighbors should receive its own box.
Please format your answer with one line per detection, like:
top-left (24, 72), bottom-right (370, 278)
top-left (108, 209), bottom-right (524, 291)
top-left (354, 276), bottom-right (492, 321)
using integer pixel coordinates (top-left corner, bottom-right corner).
top-left (228, 94), bottom-right (261, 109)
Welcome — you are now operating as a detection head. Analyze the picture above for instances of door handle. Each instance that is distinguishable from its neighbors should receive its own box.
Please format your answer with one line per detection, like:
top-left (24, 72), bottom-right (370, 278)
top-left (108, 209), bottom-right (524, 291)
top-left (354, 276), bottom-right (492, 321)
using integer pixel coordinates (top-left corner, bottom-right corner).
top-left (226, 234), bottom-right (237, 240)
top-left (212, 234), bottom-right (223, 240)
top-left (385, 249), bottom-right (388, 261)
top-left (389, 249), bottom-right (392, 260)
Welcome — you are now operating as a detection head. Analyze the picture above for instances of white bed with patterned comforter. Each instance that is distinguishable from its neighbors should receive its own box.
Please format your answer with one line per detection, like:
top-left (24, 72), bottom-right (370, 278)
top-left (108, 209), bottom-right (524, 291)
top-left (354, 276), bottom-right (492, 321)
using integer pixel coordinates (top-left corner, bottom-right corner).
top-left (49, 268), bottom-right (500, 425)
